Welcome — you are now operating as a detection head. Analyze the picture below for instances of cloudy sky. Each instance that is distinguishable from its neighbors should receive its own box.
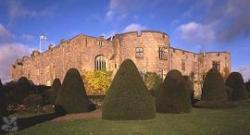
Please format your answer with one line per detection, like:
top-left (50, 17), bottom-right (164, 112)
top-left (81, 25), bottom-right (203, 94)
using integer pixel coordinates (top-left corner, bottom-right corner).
top-left (0, 0), bottom-right (249, 82)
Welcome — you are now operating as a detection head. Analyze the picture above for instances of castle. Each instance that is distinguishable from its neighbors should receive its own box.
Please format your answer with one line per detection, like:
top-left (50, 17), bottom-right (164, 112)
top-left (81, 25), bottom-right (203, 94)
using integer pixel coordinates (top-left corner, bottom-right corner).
top-left (10, 30), bottom-right (231, 97)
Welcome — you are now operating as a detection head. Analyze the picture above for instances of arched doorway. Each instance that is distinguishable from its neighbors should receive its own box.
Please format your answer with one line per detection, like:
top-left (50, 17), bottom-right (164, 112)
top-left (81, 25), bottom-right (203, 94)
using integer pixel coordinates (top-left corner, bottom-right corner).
top-left (95, 55), bottom-right (106, 71)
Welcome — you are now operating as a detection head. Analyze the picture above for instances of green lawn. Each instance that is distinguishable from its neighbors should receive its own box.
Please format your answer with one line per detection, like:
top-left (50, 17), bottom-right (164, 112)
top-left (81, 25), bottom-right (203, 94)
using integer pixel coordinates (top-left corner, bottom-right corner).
top-left (16, 101), bottom-right (250, 135)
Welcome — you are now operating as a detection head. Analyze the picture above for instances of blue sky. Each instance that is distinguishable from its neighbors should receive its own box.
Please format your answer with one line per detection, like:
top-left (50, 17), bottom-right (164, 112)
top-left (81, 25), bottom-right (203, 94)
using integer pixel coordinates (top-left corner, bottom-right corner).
top-left (0, 0), bottom-right (249, 82)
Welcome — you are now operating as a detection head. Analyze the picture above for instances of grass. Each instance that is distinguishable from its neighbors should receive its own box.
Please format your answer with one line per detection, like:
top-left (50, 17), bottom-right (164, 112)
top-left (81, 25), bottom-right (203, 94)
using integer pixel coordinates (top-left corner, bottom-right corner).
top-left (15, 100), bottom-right (250, 135)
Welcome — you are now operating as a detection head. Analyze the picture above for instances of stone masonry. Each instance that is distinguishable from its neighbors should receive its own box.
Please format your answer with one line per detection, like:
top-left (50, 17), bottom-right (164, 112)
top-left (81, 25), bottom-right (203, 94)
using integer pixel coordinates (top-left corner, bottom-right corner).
top-left (10, 30), bottom-right (231, 97)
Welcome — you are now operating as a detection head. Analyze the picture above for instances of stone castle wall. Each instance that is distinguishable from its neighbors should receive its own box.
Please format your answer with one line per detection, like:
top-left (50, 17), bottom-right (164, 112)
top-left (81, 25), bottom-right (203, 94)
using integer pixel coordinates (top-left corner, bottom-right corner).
top-left (10, 30), bottom-right (231, 97)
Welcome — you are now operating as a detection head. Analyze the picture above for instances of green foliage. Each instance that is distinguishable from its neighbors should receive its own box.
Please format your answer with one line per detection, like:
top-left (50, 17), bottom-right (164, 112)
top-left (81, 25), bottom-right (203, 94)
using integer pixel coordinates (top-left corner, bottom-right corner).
top-left (195, 101), bottom-right (237, 109)
top-left (15, 101), bottom-right (250, 135)
top-left (46, 78), bottom-right (62, 104)
top-left (0, 79), bottom-right (2, 87)
top-left (23, 94), bottom-right (44, 107)
top-left (4, 77), bottom-right (35, 104)
top-left (201, 69), bottom-right (228, 101)
top-left (144, 72), bottom-right (162, 97)
top-left (0, 87), bottom-right (7, 116)
top-left (56, 68), bottom-right (95, 114)
top-left (82, 71), bottom-right (112, 95)
top-left (183, 76), bottom-right (196, 105)
top-left (246, 79), bottom-right (250, 97)
top-left (225, 72), bottom-right (248, 101)
top-left (102, 59), bottom-right (156, 120)
top-left (156, 70), bottom-right (192, 113)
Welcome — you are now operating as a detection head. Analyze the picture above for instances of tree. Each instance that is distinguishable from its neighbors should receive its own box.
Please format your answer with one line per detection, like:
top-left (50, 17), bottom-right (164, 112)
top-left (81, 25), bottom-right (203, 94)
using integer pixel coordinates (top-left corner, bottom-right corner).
top-left (144, 72), bottom-right (162, 97)
top-left (225, 72), bottom-right (248, 101)
top-left (156, 70), bottom-right (192, 113)
top-left (102, 59), bottom-right (156, 120)
top-left (56, 68), bottom-right (95, 114)
top-left (82, 71), bottom-right (112, 95)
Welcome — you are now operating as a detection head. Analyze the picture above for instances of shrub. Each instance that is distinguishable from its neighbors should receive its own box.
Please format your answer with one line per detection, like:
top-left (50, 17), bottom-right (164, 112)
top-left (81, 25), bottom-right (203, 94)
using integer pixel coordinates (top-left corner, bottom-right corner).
top-left (144, 72), bottom-right (162, 97)
top-left (225, 72), bottom-right (248, 101)
top-left (201, 68), bottom-right (228, 101)
top-left (18, 77), bottom-right (35, 103)
top-left (246, 79), bottom-right (250, 97)
top-left (46, 78), bottom-right (61, 104)
top-left (156, 70), bottom-right (192, 113)
top-left (0, 79), bottom-right (2, 87)
top-left (4, 77), bottom-right (35, 104)
top-left (0, 88), bottom-right (7, 116)
top-left (82, 71), bottom-right (112, 95)
top-left (23, 94), bottom-right (43, 107)
top-left (195, 101), bottom-right (237, 109)
top-left (55, 68), bottom-right (95, 114)
top-left (183, 76), bottom-right (196, 106)
top-left (102, 59), bottom-right (156, 120)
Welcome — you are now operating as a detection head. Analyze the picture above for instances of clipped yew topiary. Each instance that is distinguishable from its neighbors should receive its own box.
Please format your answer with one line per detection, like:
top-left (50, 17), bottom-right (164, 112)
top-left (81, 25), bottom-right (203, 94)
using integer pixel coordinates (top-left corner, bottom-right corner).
top-left (156, 70), bottom-right (192, 113)
top-left (0, 79), bottom-right (2, 88)
top-left (246, 79), bottom-right (250, 97)
top-left (0, 88), bottom-right (7, 116)
top-left (47, 78), bottom-right (61, 104)
top-left (201, 68), bottom-right (228, 101)
top-left (102, 59), bottom-right (156, 120)
top-left (225, 72), bottom-right (248, 101)
top-left (55, 68), bottom-right (95, 114)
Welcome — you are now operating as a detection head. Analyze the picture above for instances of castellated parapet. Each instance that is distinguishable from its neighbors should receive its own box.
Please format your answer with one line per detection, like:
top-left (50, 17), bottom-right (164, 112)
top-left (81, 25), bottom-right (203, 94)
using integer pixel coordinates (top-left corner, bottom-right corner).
top-left (10, 30), bottom-right (231, 97)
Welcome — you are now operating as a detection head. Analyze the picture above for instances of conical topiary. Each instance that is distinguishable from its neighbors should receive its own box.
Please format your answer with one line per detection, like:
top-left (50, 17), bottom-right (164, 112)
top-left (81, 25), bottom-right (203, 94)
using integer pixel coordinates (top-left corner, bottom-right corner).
top-left (246, 79), bottom-right (250, 97)
top-left (225, 72), bottom-right (248, 101)
top-left (156, 70), bottom-right (192, 113)
top-left (55, 68), bottom-right (95, 114)
top-left (0, 87), bottom-right (7, 116)
top-left (102, 59), bottom-right (156, 120)
top-left (0, 79), bottom-right (2, 88)
top-left (201, 68), bottom-right (228, 101)
top-left (47, 78), bottom-right (61, 104)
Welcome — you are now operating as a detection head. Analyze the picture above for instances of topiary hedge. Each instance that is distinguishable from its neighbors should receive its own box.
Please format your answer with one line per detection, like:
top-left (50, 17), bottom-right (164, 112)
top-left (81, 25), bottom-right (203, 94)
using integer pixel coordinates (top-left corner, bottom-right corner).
top-left (144, 72), bottom-right (162, 97)
top-left (0, 79), bottom-right (2, 88)
top-left (55, 68), bottom-right (95, 114)
top-left (0, 87), bottom-right (7, 116)
top-left (201, 68), bottom-right (228, 101)
top-left (102, 59), bottom-right (156, 120)
top-left (156, 70), bottom-right (192, 113)
top-left (225, 72), bottom-right (248, 101)
top-left (46, 78), bottom-right (61, 104)
top-left (246, 79), bottom-right (250, 97)
top-left (183, 76), bottom-right (197, 106)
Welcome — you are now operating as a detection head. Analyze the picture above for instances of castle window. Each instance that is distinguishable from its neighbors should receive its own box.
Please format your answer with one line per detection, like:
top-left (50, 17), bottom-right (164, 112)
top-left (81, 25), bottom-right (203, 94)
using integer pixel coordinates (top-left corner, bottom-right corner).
top-left (181, 59), bottom-right (185, 71)
top-left (212, 61), bottom-right (220, 71)
top-left (98, 41), bottom-right (103, 48)
top-left (95, 55), bottom-right (106, 71)
top-left (135, 47), bottom-right (144, 58)
top-left (159, 47), bottom-right (168, 60)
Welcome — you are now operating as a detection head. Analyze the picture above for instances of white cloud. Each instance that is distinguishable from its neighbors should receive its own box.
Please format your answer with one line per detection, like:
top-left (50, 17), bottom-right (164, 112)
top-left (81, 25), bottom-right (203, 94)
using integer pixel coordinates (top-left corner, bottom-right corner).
top-left (237, 65), bottom-right (250, 82)
top-left (7, 0), bottom-right (55, 19)
top-left (176, 22), bottom-right (215, 44)
top-left (122, 23), bottom-right (146, 33)
top-left (0, 43), bottom-right (33, 83)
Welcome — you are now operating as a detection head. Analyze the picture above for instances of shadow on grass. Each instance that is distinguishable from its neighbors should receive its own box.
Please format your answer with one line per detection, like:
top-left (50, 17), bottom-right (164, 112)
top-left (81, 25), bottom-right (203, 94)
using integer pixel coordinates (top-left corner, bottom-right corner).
top-left (17, 112), bottom-right (64, 131)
